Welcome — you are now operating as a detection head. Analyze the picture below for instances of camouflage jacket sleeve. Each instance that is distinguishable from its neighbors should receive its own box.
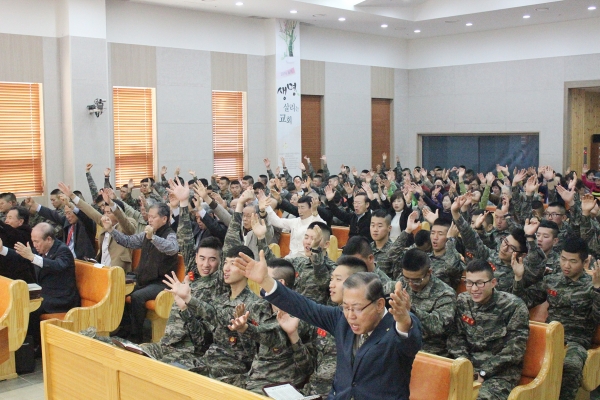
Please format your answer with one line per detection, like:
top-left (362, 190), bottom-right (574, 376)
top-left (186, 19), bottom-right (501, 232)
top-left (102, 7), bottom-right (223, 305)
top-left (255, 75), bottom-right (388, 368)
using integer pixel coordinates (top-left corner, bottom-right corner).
top-left (447, 304), bottom-right (470, 360)
top-left (86, 172), bottom-right (99, 200)
top-left (412, 291), bottom-right (456, 338)
top-left (211, 176), bottom-right (218, 188)
top-left (379, 230), bottom-right (411, 280)
top-left (257, 237), bottom-right (274, 262)
top-left (480, 299), bottom-right (530, 378)
top-left (521, 240), bottom-right (547, 287)
top-left (244, 320), bottom-right (289, 349)
top-left (224, 212), bottom-right (244, 259)
top-left (478, 185), bottom-right (490, 210)
top-left (103, 176), bottom-right (113, 190)
top-left (184, 296), bottom-right (218, 323)
top-left (310, 250), bottom-right (332, 289)
top-left (441, 238), bottom-right (465, 289)
top-left (307, 162), bottom-right (315, 179)
top-left (267, 169), bottom-right (276, 180)
top-left (283, 167), bottom-right (293, 183)
top-left (568, 195), bottom-right (583, 237)
top-left (505, 215), bottom-right (522, 231)
top-left (454, 214), bottom-right (491, 261)
top-left (580, 215), bottom-right (600, 254)
top-left (177, 205), bottom-right (196, 274)
top-left (322, 163), bottom-right (330, 182)
top-left (511, 278), bottom-right (547, 309)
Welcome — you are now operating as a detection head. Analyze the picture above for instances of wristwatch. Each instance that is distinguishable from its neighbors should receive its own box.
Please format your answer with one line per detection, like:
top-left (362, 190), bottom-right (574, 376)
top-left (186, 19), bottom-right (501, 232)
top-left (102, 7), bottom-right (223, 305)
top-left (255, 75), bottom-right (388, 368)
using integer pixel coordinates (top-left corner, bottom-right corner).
top-left (479, 371), bottom-right (486, 379)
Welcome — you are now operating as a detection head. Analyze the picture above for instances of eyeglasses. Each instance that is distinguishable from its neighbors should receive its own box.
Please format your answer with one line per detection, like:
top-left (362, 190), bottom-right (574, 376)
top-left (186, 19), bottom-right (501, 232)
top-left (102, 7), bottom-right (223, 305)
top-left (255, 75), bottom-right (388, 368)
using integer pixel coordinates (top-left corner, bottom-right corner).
top-left (340, 301), bottom-right (374, 315)
top-left (543, 212), bottom-right (564, 219)
top-left (465, 279), bottom-right (493, 288)
top-left (400, 273), bottom-right (429, 285)
top-left (501, 238), bottom-right (520, 253)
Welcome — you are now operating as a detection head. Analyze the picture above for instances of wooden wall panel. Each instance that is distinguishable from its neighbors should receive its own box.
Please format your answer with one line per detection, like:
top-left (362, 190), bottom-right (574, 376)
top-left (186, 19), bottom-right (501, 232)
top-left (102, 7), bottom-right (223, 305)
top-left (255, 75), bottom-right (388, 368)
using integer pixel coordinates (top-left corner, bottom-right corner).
top-left (211, 52), bottom-right (247, 92)
top-left (0, 33), bottom-right (43, 83)
top-left (301, 60), bottom-right (325, 96)
top-left (371, 66), bottom-right (394, 99)
top-left (301, 95), bottom-right (322, 167)
top-left (372, 98), bottom-right (392, 169)
top-left (570, 89), bottom-right (600, 171)
top-left (110, 43), bottom-right (157, 88)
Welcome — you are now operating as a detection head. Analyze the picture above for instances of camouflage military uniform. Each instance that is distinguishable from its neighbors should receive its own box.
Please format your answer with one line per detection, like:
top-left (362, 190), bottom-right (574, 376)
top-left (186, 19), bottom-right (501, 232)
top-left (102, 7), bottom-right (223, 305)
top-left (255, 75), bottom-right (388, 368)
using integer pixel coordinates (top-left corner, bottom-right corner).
top-left (303, 324), bottom-right (337, 397)
top-left (371, 239), bottom-right (393, 265)
top-left (244, 313), bottom-right (316, 394)
top-left (486, 228), bottom-right (509, 251)
top-left (512, 271), bottom-right (600, 400)
top-left (448, 290), bottom-right (530, 400)
top-left (181, 286), bottom-right (270, 386)
top-left (374, 231), bottom-right (407, 279)
top-left (542, 250), bottom-right (561, 274)
top-left (456, 215), bottom-right (545, 292)
top-left (289, 250), bottom-right (335, 305)
top-left (580, 214), bottom-right (600, 259)
top-left (405, 275), bottom-right (456, 357)
top-left (29, 206), bottom-right (64, 238)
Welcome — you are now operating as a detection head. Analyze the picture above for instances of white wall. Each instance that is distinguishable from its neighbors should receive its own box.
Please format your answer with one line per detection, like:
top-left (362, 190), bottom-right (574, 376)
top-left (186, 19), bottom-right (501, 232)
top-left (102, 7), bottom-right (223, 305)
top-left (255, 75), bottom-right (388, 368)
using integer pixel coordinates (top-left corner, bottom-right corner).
top-left (409, 16), bottom-right (600, 69)
top-left (0, 0), bottom-right (57, 37)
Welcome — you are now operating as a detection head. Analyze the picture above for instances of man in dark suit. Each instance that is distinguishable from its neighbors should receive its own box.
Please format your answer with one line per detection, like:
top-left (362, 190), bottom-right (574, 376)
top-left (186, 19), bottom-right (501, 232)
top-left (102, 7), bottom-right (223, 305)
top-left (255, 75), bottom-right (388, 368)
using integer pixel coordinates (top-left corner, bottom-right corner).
top-left (0, 206), bottom-right (34, 282)
top-left (0, 222), bottom-right (80, 349)
top-left (25, 196), bottom-right (96, 260)
top-left (234, 251), bottom-right (423, 400)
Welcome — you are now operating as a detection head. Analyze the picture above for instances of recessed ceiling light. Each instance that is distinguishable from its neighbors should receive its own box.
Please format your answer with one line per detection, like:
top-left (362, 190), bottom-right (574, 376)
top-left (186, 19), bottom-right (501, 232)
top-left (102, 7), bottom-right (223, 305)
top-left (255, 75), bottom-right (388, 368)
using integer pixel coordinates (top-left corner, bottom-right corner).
top-left (313, 14), bottom-right (326, 17)
top-left (523, 14), bottom-right (531, 18)
top-left (444, 20), bottom-right (459, 23)
top-left (381, 24), bottom-right (388, 28)
top-left (466, 22), bottom-right (473, 26)
top-left (235, 1), bottom-right (243, 5)
top-left (414, 29), bottom-right (421, 33)
top-left (338, 17), bottom-right (346, 21)
top-left (290, 10), bottom-right (297, 14)
top-left (536, 7), bottom-right (549, 11)
top-left (589, 6), bottom-right (597, 10)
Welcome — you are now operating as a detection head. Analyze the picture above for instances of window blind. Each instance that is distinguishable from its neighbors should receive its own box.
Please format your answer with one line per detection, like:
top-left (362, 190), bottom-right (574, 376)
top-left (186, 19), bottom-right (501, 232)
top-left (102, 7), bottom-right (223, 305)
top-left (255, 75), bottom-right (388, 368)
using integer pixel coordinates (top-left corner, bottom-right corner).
top-left (212, 91), bottom-right (245, 179)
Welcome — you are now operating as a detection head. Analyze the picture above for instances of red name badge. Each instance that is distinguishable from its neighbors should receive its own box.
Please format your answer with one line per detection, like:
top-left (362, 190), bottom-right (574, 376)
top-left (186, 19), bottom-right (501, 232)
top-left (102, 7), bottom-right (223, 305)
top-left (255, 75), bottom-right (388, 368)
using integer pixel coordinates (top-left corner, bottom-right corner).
top-left (250, 319), bottom-right (259, 326)
top-left (461, 315), bottom-right (475, 326)
top-left (547, 289), bottom-right (558, 297)
top-left (488, 262), bottom-right (496, 272)
top-left (229, 336), bottom-right (237, 346)
top-left (187, 271), bottom-right (195, 281)
top-left (295, 272), bottom-right (299, 278)
top-left (317, 328), bottom-right (327, 337)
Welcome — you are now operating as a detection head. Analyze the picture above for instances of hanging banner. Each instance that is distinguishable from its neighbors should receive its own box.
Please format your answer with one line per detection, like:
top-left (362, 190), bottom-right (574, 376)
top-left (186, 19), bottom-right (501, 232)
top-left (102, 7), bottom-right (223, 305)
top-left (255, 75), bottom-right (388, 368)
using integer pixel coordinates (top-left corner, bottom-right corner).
top-left (276, 19), bottom-right (301, 175)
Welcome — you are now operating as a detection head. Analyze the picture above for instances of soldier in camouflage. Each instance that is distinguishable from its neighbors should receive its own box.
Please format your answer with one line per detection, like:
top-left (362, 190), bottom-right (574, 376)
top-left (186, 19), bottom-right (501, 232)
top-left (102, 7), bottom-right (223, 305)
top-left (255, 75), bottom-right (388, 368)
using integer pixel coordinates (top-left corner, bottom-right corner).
top-left (447, 259), bottom-right (530, 400)
top-left (512, 237), bottom-right (600, 400)
top-left (302, 256), bottom-right (368, 397)
top-left (288, 221), bottom-right (335, 305)
top-left (399, 248), bottom-right (456, 357)
top-left (341, 235), bottom-right (395, 286)
top-left (580, 193), bottom-right (600, 259)
top-left (229, 258), bottom-right (316, 394)
top-left (452, 195), bottom-right (545, 292)
top-left (369, 210), bottom-right (394, 264)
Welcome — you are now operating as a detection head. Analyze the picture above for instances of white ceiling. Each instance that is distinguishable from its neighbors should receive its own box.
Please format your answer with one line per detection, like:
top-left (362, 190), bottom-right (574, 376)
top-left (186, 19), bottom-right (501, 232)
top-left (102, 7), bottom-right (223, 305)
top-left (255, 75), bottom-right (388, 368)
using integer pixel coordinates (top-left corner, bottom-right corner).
top-left (128, 0), bottom-right (599, 39)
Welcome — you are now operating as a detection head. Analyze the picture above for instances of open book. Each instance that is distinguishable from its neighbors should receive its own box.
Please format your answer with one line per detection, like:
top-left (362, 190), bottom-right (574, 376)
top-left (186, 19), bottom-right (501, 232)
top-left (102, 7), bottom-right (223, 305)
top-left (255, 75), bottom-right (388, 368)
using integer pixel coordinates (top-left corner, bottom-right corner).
top-left (111, 338), bottom-right (156, 359)
top-left (28, 283), bottom-right (42, 299)
top-left (263, 383), bottom-right (322, 400)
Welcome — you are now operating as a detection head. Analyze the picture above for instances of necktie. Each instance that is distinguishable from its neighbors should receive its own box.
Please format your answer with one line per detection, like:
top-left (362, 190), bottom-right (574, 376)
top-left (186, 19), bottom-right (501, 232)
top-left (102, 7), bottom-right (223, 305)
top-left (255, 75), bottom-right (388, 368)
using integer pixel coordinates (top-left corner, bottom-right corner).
top-left (66, 224), bottom-right (74, 245)
top-left (358, 333), bottom-right (369, 349)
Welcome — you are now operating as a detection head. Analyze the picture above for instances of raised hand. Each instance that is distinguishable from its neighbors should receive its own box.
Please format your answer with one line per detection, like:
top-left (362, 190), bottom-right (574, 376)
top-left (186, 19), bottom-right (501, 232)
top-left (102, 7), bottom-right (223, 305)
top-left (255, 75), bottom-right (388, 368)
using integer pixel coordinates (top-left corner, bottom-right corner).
top-left (422, 208), bottom-right (439, 225)
top-left (228, 310), bottom-right (249, 332)
top-left (524, 175), bottom-right (540, 196)
top-left (511, 252), bottom-right (525, 281)
top-left (280, 156), bottom-right (286, 167)
top-left (343, 182), bottom-right (354, 195)
top-left (104, 167), bottom-right (111, 177)
top-left (57, 182), bottom-right (73, 199)
top-left (382, 152), bottom-right (387, 161)
top-left (556, 185), bottom-right (575, 206)
top-left (311, 225), bottom-right (323, 248)
top-left (167, 178), bottom-right (190, 206)
top-left (193, 181), bottom-right (208, 202)
top-left (389, 281), bottom-right (412, 332)
top-left (304, 155), bottom-right (310, 164)
top-left (299, 162), bottom-right (306, 171)
top-left (501, 195), bottom-right (510, 214)
top-left (447, 222), bottom-right (459, 238)
top-left (188, 170), bottom-right (196, 177)
top-left (263, 158), bottom-right (271, 169)
top-left (251, 213), bottom-right (267, 239)
top-left (512, 169), bottom-right (527, 186)
top-left (542, 166), bottom-right (555, 181)
top-left (14, 242), bottom-right (34, 261)
top-left (101, 215), bottom-right (113, 231)
top-left (102, 190), bottom-right (114, 208)
top-left (174, 166), bottom-right (181, 177)
top-left (581, 194), bottom-right (597, 216)
top-left (485, 172), bottom-right (495, 186)
top-left (234, 250), bottom-right (269, 286)
top-left (163, 271), bottom-right (192, 305)
top-left (320, 155), bottom-right (327, 163)
top-left (86, 163), bottom-right (93, 172)
top-left (523, 218), bottom-right (540, 236)
top-left (474, 211), bottom-right (488, 229)
top-left (451, 195), bottom-right (467, 214)
top-left (128, 179), bottom-right (134, 192)
top-left (160, 166), bottom-right (167, 176)
top-left (324, 185), bottom-right (335, 202)
top-left (277, 310), bottom-right (300, 336)
top-left (405, 211), bottom-right (420, 233)
top-left (458, 167), bottom-right (465, 179)
top-left (104, 187), bottom-right (117, 200)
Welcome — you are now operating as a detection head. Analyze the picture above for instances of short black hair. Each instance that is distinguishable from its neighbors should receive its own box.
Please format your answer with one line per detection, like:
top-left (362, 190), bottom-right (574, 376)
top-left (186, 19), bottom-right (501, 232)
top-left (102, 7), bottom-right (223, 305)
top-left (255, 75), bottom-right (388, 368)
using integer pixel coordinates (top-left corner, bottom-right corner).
top-left (225, 245), bottom-right (254, 260)
top-left (510, 228), bottom-right (528, 253)
top-left (220, 176), bottom-right (230, 183)
top-left (10, 206), bottom-right (29, 225)
top-left (141, 177), bottom-right (155, 185)
top-left (531, 200), bottom-right (544, 211)
top-left (342, 236), bottom-right (372, 258)
top-left (538, 220), bottom-right (559, 238)
top-left (230, 180), bottom-right (241, 186)
top-left (198, 237), bottom-right (223, 252)
top-left (547, 202), bottom-right (566, 214)
top-left (354, 193), bottom-right (370, 204)
top-left (414, 230), bottom-right (429, 247)
top-left (297, 195), bottom-right (312, 206)
top-left (267, 258), bottom-right (296, 288)
top-left (432, 218), bottom-right (451, 229)
top-left (73, 190), bottom-right (84, 200)
top-left (336, 256), bottom-right (368, 274)
top-left (50, 189), bottom-right (62, 196)
top-left (199, 178), bottom-right (209, 187)
top-left (371, 209), bottom-right (391, 225)
top-left (0, 192), bottom-right (16, 203)
top-left (402, 248), bottom-right (430, 272)
top-left (562, 237), bottom-right (589, 262)
top-left (243, 175), bottom-right (254, 184)
top-left (466, 259), bottom-right (494, 279)
top-left (150, 203), bottom-right (171, 219)
top-left (307, 221), bottom-right (330, 241)
top-left (253, 182), bottom-right (265, 191)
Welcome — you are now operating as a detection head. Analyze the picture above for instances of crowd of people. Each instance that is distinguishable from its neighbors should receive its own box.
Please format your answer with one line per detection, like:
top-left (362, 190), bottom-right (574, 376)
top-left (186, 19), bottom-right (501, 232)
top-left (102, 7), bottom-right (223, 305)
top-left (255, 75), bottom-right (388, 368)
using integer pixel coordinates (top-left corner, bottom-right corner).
top-left (1, 154), bottom-right (600, 400)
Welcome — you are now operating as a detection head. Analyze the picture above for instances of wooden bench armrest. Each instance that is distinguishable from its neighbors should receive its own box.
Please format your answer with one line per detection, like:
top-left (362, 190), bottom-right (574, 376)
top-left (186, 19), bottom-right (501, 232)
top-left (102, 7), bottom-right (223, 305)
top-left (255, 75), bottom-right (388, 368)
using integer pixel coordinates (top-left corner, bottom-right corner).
top-left (153, 291), bottom-right (174, 319)
top-left (0, 278), bottom-right (29, 351)
top-left (581, 347), bottom-right (600, 391)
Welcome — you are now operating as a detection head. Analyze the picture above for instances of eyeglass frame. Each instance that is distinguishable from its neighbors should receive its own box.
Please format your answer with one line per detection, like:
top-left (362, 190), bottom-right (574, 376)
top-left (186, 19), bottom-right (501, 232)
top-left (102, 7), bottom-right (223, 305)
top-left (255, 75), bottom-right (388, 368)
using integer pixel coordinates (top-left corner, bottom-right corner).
top-left (400, 270), bottom-right (431, 285)
top-left (340, 300), bottom-right (375, 315)
top-left (465, 278), bottom-right (493, 289)
top-left (501, 237), bottom-right (523, 254)
top-left (543, 212), bottom-right (564, 219)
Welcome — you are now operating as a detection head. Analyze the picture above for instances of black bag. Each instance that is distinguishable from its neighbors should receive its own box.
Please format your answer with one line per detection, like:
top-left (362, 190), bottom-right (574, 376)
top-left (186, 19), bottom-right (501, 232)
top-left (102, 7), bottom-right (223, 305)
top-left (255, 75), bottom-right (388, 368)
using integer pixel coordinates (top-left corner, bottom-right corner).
top-left (15, 334), bottom-right (35, 374)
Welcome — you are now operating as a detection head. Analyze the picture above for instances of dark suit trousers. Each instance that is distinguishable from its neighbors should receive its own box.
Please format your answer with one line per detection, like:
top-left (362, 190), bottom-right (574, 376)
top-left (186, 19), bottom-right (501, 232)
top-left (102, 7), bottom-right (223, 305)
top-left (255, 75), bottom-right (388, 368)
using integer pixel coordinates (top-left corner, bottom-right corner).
top-left (28, 302), bottom-right (51, 347)
top-left (125, 283), bottom-right (167, 336)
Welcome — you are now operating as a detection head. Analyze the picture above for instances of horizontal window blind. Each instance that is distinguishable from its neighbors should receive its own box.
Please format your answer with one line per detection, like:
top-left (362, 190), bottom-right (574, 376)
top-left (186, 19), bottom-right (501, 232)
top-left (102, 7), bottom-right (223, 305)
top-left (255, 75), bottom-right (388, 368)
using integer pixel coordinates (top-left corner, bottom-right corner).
top-left (0, 82), bottom-right (43, 196)
top-left (212, 91), bottom-right (245, 179)
top-left (113, 87), bottom-right (155, 187)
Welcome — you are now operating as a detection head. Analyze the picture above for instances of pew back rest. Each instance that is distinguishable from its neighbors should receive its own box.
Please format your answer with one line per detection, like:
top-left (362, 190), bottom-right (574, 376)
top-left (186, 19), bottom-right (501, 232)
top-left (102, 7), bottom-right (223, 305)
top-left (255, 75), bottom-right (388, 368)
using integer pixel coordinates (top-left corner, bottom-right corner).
top-left (131, 248), bottom-right (141, 271)
top-left (0, 276), bottom-right (29, 351)
top-left (519, 322), bottom-right (547, 385)
top-left (331, 226), bottom-right (349, 248)
top-left (580, 325), bottom-right (600, 391)
top-left (75, 261), bottom-right (110, 307)
top-left (409, 352), bottom-right (474, 400)
top-left (328, 235), bottom-right (339, 261)
top-left (279, 232), bottom-right (290, 257)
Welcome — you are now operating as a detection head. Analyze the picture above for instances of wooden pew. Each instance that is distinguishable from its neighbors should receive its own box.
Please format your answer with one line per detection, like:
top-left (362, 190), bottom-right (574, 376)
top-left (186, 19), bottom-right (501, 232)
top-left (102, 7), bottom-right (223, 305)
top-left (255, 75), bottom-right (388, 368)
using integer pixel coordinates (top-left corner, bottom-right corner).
top-left (0, 276), bottom-right (29, 381)
top-left (39, 260), bottom-right (126, 335)
top-left (328, 235), bottom-right (340, 262)
top-left (409, 352), bottom-right (480, 400)
top-left (331, 226), bottom-right (349, 248)
top-left (0, 327), bottom-right (8, 365)
top-left (268, 243), bottom-right (280, 258)
top-left (508, 321), bottom-right (565, 400)
top-left (41, 319), bottom-right (265, 400)
top-left (576, 325), bottom-right (600, 400)
top-left (127, 254), bottom-right (185, 342)
top-left (279, 232), bottom-right (290, 257)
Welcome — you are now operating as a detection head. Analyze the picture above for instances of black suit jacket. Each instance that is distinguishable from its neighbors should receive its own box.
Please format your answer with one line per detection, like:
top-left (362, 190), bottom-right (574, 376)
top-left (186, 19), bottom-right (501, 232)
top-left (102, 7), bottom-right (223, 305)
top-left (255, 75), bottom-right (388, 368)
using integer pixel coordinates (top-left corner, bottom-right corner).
top-left (0, 221), bottom-right (34, 282)
top-left (6, 240), bottom-right (80, 313)
top-left (37, 205), bottom-right (96, 260)
top-left (265, 283), bottom-right (422, 400)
